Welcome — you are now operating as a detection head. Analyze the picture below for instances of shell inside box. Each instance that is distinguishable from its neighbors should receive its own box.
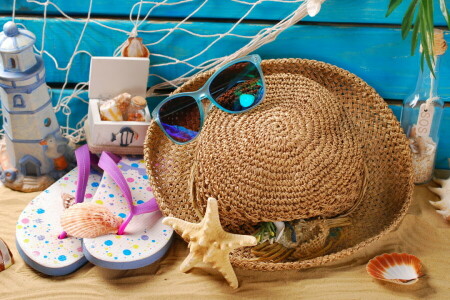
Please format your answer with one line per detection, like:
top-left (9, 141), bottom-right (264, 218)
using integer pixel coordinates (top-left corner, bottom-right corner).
top-left (85, 57), bottom-right (151, 155)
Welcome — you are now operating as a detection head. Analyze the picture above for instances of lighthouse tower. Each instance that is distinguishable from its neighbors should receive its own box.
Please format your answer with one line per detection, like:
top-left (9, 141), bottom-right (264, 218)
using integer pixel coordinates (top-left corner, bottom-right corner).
top-left (0, 21), bottom-right (65, 191)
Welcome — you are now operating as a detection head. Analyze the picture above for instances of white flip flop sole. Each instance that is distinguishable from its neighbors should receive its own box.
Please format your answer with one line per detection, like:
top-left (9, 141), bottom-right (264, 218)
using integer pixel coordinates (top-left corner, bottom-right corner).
top-left (16, 168), bottom-right (101, 276)
top-left (83, 157), bottom-right (173, 270)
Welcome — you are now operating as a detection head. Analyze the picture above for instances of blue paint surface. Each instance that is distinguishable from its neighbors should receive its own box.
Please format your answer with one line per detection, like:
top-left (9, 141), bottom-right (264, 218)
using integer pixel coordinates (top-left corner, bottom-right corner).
top-left (0, 2), bottom-right (449, 169)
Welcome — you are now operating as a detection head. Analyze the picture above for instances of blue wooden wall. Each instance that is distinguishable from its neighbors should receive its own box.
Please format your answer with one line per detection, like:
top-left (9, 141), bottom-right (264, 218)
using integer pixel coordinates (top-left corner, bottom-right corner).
top-left (0, 0), bottom-right (449, 168)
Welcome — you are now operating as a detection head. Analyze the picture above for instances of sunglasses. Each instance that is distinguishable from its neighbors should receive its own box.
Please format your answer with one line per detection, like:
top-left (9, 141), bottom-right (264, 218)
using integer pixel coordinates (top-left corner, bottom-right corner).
top-left (152, 54), bottom-right (265, 144)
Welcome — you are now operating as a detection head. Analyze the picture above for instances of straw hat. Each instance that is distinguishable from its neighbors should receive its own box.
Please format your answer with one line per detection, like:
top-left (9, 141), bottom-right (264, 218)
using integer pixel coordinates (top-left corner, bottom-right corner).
top-left (144, 58), bottom-right (413, 271)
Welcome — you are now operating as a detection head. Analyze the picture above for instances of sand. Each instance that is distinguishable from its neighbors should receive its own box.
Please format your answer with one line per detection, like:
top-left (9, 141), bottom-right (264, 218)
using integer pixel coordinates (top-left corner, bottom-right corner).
top-left (0, 185), bottom-right (449, 300)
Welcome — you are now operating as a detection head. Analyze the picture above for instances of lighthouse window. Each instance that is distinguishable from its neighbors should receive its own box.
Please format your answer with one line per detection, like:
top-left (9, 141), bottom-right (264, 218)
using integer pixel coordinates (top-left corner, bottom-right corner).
top-left (8, 58), bottom-right (16, 69)
top-left (13, 95), bottom-right (25, 108)
top-left (44, 118), bottom-right (51, 127)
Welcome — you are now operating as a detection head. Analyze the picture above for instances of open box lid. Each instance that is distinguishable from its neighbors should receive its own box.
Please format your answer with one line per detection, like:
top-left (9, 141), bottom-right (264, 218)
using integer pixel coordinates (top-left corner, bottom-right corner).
top-left (88, 57), bottom-right (150, 99)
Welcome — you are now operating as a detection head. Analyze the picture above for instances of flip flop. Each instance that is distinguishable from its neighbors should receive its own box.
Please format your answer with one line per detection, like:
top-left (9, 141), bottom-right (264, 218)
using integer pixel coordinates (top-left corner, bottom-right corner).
top-left (15, 145), bottom-right (109, 276)
top-left (80, 153), bottom-right (173, 270)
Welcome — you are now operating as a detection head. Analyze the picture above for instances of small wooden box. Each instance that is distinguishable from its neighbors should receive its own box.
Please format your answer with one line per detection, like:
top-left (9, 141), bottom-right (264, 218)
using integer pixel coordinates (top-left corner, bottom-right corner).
top-left (85, 57), bottom-right (150, 155)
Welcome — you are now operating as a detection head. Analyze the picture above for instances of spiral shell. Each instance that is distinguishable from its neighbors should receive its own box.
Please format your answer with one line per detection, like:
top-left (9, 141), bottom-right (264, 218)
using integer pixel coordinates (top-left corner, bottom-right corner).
top-left (366, 253), bottom-right (424, 285)
top-left (60, 203), bottom-right (123, 238)
top-left (122, 37), bottom-right (150, 58)
top-left (0, 237), bottom-right (13, 271)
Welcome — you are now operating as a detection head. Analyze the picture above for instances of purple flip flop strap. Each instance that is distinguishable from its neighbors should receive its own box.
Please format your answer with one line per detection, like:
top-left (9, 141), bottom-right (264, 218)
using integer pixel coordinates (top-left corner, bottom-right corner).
top-left (98, 152), bottom-right (159, 235)
top-left (58, 145), bottom-right (115, 239)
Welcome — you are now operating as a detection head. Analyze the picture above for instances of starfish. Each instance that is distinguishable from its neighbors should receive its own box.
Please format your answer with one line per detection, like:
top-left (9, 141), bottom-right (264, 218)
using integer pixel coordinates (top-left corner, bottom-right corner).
top-left (162, 197), bottom-right (257, 289)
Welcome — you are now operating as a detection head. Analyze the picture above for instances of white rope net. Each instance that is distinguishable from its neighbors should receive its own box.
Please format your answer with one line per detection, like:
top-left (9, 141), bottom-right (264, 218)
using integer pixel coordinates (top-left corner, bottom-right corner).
top-left (2, 0), bottom-right (324, 144)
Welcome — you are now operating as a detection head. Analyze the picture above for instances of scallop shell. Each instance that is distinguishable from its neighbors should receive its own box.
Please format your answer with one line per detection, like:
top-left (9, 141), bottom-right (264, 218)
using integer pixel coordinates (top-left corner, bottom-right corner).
top-left (366, 253), bottom-right (424, 285)
top-left (60, 202), bottom-right (123, 238)
top-left (0, 237), bottom-right (13, 272)
top-left (122, 37), bottom-right (150, 58)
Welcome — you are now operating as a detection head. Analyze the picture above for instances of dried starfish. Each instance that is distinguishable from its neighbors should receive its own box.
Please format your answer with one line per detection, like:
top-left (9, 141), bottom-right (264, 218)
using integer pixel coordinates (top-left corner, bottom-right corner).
top-left (428, 177), bottom-right (450, 221)
top-left (162, 198), bottom-right (257, 289)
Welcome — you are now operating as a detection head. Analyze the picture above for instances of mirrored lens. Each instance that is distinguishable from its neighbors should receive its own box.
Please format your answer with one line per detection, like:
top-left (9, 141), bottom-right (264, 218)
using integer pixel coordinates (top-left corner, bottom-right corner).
top-left (209, 61), bottom-right (264, 112)
top-left (158, 96), bottom-right (201, 143)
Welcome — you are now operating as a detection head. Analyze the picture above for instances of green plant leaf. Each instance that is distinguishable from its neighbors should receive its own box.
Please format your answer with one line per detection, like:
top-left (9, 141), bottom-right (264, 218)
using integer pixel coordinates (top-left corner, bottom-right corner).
top-left (386, 0), bottom-right (404, 17)
top-left (439, 0), bottom-right (450, 28)
top-left (411, 17), bottom-right (421, 55)
top-left (402, 0), bottom-right (419, 39)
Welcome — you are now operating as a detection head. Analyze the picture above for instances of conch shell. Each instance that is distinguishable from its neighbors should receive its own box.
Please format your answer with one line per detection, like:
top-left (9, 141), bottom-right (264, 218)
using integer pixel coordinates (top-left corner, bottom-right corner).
top-left (428, 177), bottom-right (450, 221)
top-left (122, 37), bottom-right (150, 58)
top-left (366, 253), bottom-right (424, 285)
top-left (0, 237), bottom-right (13, 272)
top-left (60, 203), bottom-right (123, 238)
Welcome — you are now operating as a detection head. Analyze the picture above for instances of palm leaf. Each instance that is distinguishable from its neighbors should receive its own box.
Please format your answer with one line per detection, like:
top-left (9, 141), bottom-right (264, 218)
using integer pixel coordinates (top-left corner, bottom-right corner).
top-left (387, 0), bottom-right (405, 17)
top-left (439, 0), bottom-right (450, 28)
top-left (402, 0), bottom-right (419, 39)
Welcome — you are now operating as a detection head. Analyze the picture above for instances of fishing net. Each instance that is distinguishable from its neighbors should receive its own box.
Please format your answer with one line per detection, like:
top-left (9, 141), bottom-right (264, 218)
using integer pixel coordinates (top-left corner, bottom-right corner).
top-left (2, 0), bottom-right (324, 144)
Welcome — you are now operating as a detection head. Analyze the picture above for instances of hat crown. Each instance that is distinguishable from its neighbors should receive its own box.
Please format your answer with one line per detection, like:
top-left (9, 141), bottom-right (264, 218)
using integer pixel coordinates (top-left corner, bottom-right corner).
top-left (191, 73), bottom-right (365, 228)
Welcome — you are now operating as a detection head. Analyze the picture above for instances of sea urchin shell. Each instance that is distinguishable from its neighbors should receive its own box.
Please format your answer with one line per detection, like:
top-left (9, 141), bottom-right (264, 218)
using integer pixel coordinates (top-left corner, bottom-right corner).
top-left (366, 253), bottom-right (424, 285)
top-left (60, 202), bottom-right (123, 238)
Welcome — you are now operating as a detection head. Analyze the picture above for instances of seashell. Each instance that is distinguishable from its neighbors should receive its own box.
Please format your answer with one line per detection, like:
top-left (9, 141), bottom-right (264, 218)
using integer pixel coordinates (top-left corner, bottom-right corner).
top-left (428, 177), bottom-right (450, 221)
top-left (61, 193), bottom-right (76, 209)
top-left (0, 237), bottom-right (13, 272)
top-left (60, 202), bottom-right (123, 238)
top-left (99, 99), bottom-right (123, 122)
top-left (366, 253), bottom-right (424, 285)
top-left (122, 37), bottom-right (150, 58)
top-left (113, 92), bottom-right (132, 117)
top-left (307, 0), bottom-right (322, 17)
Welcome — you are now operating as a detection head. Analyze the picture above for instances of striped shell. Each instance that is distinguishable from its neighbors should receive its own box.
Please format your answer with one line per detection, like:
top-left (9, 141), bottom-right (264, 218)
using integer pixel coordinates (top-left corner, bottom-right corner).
top-left (0, 237), bottom-right (13, 271)
top-left (60, 202), bottom-right (123, 238)
top-left (366, 253), bottom-right (424, 285)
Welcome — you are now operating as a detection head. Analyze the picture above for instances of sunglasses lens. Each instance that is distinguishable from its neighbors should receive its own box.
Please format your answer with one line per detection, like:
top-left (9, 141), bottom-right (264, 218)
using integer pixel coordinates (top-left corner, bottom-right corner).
top-left (209, 61), bottom-right (264, 112)
top-left (158, 96), bottom-right (201, 143)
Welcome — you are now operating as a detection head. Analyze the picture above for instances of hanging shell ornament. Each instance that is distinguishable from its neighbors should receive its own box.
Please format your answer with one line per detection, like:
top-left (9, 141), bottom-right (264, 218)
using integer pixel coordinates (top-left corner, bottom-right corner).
top-left (0, 237), bottom-right (13, 272)
top-left (122, 37), bottom-right (150, 58)
top-left (366, 253), bottom-right (424, 285)
top-left (427, 177), bottom-right (450, 221)
top-left (306, 0), bottom-right (323, 17)
top-left (162, 198), bottom-right (257, 289)
top-left (60, 202), bottom-right (123, 238)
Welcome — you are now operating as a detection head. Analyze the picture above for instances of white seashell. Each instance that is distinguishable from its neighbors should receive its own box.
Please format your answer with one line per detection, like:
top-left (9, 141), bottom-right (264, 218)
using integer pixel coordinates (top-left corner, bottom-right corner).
top-left (307, 0), bottom-right (322, 17)
top-left (428, 177), bottom-right (450, 221)
top-left (60, 202), bottom-right (123, 238)
top-left (273, 221), bottom-right (285, 242)
top-left (366, 253), bottom-right (424, 285)
top-left (99, 99), bottom-right (123, 122)
top-left (122, 37), bottom-right (150, 58)
top-left (0, 237), bottom-right (13, 271)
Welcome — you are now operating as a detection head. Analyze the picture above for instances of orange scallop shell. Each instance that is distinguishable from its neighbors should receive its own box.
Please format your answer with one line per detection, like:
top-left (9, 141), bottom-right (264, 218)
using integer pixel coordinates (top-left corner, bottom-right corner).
top-left (60, 202), bottom-right (123, 238)
top-left (366, 253), bottom-right (424, 285)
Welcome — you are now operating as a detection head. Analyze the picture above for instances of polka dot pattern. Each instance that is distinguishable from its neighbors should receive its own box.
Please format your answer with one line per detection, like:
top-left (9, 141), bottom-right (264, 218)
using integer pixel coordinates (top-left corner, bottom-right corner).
top-left (83, 157), bottom-right (173, 265)
top-left (16, 167), bottom-right (102, 269)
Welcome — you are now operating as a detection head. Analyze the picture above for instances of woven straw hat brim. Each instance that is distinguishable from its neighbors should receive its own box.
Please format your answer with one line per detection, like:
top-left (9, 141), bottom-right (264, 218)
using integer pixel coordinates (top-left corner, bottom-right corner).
top-left (144, 58), bottom-right (413, 271)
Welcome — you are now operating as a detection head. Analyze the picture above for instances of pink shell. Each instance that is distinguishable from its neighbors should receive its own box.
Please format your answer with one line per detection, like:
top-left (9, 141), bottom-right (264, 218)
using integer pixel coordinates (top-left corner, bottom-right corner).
top-left (0, 237), bottom-right (13, 271)
top-left (60, 203), bottom-right (123, 238)
top-left (366, 253), bottom-right (424, 285)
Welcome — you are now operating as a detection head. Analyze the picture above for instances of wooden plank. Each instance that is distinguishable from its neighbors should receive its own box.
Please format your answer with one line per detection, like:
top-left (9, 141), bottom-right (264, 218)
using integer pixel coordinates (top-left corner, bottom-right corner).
top-left (1, 17), bottom-right (450, 100)
top-left (1, 0), bottom-right (448, 25)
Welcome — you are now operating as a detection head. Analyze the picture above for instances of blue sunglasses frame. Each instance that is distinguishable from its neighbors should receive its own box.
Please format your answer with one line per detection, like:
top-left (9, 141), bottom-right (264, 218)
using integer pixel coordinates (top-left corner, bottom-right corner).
top-left (151, 54), bottom-right (265, 145)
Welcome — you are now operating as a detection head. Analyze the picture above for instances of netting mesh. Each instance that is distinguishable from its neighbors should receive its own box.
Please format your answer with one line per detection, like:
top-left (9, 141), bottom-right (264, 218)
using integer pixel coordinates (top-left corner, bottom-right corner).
top-left (1, 0), bottom-right (323, 144)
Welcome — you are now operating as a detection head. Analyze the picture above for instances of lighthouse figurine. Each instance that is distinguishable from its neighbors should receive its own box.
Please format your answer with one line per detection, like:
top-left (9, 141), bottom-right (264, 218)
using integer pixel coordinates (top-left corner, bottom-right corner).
top-left (0, 21), bottom-right (71, 192)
